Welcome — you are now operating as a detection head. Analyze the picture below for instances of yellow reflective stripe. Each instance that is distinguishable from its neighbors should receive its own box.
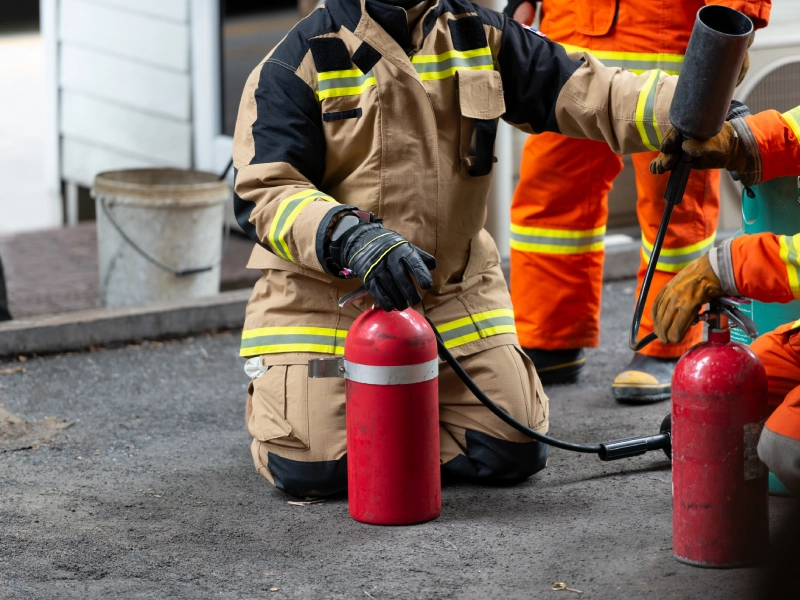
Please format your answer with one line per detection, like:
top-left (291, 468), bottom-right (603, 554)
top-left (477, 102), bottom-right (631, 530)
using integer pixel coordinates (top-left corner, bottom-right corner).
top-left (635, 70), bottom-right (662, 151)
top-left (318, 68), bottom-right (365, 81)
top-left (641, 232), bottom-right (716, 272)
top-left (436, 308), bottom-right (516, 349)
top-left (240, 326), bottom-right (347, 357)
top-left (510, 224), bottom-right (606, 255)
top-left (781, 106), bottom-right (800, 142)
top-left (410, 47), bottom-right (492, 64)
top-left (418, 64), bottom-right (493, 81)
top-left (268, 190), bottom-right (337, 262)
top-left (411, 47), bottom-right (494, 81)
top-left (779, 235), bottom-right (800, 298)
top-left (559, 44), bottom-right (683, 75)
top-left (317, 76), bottom-right (377, 100)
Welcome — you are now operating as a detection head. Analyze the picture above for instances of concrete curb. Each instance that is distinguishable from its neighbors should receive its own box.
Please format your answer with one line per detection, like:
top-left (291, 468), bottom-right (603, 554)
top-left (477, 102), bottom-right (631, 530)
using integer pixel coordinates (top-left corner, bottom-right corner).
top-left (0, 290), bottom-right (250, 357)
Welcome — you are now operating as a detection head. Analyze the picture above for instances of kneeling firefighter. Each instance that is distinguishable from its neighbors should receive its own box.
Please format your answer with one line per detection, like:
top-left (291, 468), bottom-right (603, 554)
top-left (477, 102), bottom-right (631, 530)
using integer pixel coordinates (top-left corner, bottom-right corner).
top-left (651, 103), bottom-right (800, 493)
top-left (234, 0), bottom-right (679, 497)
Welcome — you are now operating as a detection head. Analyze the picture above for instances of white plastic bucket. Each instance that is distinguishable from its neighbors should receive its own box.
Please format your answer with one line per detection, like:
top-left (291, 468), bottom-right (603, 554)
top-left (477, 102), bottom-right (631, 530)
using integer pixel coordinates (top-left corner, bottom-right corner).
top-left (93, 169), bottom-right (229, 308)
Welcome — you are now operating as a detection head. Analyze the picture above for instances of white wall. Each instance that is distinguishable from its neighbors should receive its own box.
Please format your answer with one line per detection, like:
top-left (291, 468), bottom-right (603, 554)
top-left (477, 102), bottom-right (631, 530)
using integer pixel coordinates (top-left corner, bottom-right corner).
top-left (57, 0), bottom-right (193, 192)
top-left (0, 33), bottom-right (62, 234)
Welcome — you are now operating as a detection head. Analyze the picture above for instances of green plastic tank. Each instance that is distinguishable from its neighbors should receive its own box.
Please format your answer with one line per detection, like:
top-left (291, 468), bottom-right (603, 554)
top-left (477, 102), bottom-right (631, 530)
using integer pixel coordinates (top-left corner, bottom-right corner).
top-left (730, 175), bottom-right (800, 344)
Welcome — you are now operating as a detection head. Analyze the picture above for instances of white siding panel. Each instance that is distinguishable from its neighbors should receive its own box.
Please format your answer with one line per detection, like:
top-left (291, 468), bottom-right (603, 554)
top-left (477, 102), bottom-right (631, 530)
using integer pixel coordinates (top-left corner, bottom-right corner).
top-left (62, 138), bottom-right (163, 188)
top-left (60, 0), bottom-right (189, 72)
top-left (61, 92), bottom-right (192, 166)
top-left (61, 45), bottom-right (191, 120)
top-left (86, 0), bottom-right (189, 23)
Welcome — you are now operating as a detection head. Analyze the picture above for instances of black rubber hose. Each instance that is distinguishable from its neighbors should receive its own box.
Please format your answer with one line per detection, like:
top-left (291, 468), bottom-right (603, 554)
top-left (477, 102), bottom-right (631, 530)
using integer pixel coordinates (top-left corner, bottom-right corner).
top-left (428, 319), bottom-right (602, 454)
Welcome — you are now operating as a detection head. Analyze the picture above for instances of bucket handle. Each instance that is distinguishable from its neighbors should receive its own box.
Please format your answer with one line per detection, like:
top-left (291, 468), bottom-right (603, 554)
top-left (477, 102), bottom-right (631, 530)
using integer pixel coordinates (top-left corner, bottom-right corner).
top-left (100, 198), bottom-right (229, 278)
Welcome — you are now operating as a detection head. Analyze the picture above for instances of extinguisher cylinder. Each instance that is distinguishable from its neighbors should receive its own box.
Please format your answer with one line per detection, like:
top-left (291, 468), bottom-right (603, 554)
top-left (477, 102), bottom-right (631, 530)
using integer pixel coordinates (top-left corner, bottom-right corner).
top-left (672, 328), bottom-right (769, 567)
top-left (344, 308), bottom-right (441, 526)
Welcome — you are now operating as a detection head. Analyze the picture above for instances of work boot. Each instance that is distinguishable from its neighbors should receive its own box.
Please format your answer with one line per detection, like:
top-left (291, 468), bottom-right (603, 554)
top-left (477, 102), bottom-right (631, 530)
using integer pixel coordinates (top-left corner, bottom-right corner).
top-left (612, 353), bottom-right (677, 403)
top-left (524, 348), bottom-right (585, 385)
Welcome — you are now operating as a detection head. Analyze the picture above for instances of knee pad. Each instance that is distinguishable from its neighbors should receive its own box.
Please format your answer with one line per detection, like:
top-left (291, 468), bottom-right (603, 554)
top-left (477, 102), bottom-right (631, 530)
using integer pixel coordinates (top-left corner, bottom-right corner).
top-left (267, 452), bottom-right (348, 498)
top-left (441, 429), bottom-right (548, 484)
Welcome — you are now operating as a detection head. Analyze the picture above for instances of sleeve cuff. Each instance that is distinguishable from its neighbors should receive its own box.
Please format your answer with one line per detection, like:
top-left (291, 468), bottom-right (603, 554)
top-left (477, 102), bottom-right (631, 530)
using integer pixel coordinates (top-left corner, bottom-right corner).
top-left (714, 238), bottom-right (741, 297)
top-left (730, 117), bottom-right (763, 187)
top-left (316, 204), bottom-right (358, 276)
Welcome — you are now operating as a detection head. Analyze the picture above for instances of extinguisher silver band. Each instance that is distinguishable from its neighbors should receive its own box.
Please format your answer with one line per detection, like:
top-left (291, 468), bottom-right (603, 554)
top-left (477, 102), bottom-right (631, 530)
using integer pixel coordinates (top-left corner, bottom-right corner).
top-left (344, 358), bottom-right (438, 386)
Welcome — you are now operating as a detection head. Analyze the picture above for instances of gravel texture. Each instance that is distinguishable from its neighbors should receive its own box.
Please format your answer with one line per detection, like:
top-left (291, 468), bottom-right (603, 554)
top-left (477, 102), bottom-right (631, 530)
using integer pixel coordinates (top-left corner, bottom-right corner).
top-left (0, 280), bottom-right (792, 599)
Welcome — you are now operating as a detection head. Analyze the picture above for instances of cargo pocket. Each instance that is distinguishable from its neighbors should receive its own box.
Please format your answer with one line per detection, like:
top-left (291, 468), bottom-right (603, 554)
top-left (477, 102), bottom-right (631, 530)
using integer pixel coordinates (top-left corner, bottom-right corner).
top-left (462, 229), bottom-right (501, 281)
top-left (247, 364), bottom-right (310, 451)
top-left (575, 0), bottom-right (618, 37)
top-left (457, 69), bottom-right (506, 177)
top-left (511, 345), bottom-right (548, 430)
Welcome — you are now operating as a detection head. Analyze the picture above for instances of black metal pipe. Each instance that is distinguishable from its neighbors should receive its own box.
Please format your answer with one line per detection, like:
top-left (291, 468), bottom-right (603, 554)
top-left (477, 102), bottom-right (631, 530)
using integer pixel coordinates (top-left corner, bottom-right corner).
top-left (630, 6), bottom-right (752, 350)
top-left (669, 5), bottom-right (753, 140)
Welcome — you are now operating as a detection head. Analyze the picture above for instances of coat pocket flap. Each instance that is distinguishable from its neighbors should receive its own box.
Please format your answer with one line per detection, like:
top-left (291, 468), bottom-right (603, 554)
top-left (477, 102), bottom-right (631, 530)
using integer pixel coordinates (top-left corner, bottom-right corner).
top-left (575, 0), bottom-right (617, 37)
top-left (458, 70), bottom-right (506, 120)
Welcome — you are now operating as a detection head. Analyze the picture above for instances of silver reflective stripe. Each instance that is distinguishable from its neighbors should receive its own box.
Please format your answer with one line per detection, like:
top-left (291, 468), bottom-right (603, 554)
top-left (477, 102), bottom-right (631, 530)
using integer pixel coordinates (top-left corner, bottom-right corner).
top-left (344, 358), bottom-right (438, 385)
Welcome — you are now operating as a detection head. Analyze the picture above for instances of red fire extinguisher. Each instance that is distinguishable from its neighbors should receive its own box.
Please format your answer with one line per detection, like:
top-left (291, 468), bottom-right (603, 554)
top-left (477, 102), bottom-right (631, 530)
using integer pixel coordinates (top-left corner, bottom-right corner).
top-left (671, 298), bottom-right (769, 567)
top-left (309, 306), bottom-right (441, 525)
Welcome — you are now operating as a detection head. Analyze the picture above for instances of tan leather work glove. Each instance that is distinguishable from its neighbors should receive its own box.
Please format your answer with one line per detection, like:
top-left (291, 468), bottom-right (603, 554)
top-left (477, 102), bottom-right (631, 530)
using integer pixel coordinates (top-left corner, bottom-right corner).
top-left (652, 253), bottom-right (724, 345)
top-left (649, 122), bottom-right (748, 175)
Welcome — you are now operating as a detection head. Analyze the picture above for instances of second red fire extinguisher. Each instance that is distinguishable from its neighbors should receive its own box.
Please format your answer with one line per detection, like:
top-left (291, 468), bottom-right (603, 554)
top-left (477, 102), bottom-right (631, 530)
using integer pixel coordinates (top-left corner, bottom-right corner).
top-left (671, 298), bottom-right (769, 567)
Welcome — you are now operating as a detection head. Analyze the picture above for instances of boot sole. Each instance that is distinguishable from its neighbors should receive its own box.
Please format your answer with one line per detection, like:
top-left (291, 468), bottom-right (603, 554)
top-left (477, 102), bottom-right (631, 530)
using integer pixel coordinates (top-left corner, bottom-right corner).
top-left (612, 386), bottom-right (671, 404)
top-left (537, 363), bottom-right (584, 386)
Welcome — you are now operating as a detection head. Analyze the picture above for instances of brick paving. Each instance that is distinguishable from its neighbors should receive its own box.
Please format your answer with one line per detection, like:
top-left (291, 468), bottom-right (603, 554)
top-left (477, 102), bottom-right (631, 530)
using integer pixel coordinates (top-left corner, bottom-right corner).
top-left (0, 224), bottom-right (258, 318)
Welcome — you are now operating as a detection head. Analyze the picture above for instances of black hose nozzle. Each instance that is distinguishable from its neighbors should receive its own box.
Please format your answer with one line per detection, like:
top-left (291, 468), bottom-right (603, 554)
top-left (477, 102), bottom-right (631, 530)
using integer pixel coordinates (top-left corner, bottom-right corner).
top-left (599, 433), bottom-right (672, 461)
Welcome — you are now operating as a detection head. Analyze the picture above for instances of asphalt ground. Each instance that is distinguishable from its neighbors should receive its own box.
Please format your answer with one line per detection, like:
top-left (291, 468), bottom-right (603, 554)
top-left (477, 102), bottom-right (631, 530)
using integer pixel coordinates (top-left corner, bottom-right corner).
top-left (0, 279), bottom-right (795, 599)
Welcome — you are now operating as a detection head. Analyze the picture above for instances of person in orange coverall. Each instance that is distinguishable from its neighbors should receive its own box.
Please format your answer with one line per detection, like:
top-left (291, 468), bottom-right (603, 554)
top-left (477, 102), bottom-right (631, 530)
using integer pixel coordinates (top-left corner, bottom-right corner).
top-left (650, 103), bottom-right (800, 492)
top-left (504, 0), bottom-right (770, 403)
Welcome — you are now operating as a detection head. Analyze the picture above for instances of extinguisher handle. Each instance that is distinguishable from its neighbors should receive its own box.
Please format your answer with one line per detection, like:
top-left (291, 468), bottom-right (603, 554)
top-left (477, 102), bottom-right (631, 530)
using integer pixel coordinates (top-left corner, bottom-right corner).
top-left (720, 302), bottom-right (758, 339)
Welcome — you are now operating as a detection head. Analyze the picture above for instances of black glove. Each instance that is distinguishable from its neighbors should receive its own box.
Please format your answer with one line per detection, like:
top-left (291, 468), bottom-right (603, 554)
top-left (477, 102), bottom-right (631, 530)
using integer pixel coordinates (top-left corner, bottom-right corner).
top-left (328, 215), bottom-right (436, 312)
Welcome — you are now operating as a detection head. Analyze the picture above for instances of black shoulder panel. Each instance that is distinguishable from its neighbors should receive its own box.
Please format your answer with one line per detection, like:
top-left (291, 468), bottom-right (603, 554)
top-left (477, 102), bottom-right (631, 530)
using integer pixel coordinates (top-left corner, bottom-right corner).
top-left (448, 15), bottom-right (488, 51)
top-left (270, 6), bottom-right (337, 71)
top-left (309, 37), bottom-right (352, 72)
top-left (351, 42), bottom-right (382, 74)
top-left (250, 61), bottom-right (326, 186)
top-left (496, 16), bottom-right (582, 133)
top-left (471, 2), bottom-right (505, 31)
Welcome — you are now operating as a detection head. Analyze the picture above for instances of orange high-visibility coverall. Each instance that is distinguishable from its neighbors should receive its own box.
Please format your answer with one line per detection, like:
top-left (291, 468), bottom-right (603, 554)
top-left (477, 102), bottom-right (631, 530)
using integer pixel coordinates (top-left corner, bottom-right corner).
top-left (510, 0), bottom-right (771, 358)
top-left (710, 105), bottom-right (800, 491)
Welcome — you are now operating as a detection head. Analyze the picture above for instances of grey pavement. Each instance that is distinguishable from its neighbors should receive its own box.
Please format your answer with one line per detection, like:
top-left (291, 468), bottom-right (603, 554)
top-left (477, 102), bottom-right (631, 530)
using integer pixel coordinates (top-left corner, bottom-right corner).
top-left (0, 280), bottom-right (792, 599)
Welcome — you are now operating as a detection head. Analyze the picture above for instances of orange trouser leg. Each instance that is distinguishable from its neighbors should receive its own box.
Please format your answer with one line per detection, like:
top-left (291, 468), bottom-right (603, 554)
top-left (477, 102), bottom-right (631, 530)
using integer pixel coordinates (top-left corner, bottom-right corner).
top-left (632, 153), bottom-right (720, 358)
top-left (510, 132), bottom-right (622, 350)
top-left (751, 327), bottom-right (800, 492)
top-left (750, 327), bottom-right (800, 413)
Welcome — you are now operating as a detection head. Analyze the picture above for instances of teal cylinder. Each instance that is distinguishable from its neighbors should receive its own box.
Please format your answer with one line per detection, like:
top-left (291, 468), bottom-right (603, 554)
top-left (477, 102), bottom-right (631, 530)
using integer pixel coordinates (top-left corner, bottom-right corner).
top-left (731, 176), bottom-right (800, 345)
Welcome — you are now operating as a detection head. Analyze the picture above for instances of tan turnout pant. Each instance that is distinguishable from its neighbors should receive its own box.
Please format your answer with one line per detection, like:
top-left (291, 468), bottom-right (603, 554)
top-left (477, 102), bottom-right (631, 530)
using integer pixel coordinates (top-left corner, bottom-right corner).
top-left (245, 344), bottom-right (549, 497)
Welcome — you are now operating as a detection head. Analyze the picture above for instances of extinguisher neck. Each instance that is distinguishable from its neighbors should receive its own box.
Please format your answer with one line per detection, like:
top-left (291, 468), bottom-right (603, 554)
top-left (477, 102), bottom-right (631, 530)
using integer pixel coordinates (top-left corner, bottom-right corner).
top-left (708, 328), bottom-right (731, 344)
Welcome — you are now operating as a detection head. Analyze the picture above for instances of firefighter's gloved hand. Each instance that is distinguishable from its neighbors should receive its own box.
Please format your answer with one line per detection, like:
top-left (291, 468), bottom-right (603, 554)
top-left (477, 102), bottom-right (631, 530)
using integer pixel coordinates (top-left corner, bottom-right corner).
top-left (652, 253), bottom-right (723, 345)
top-left (649, 122), bottom-right (747, 175)
top-left (334, 220), bottom-right (435, 312)
top-left (504, 0), bottom-right (535, 25)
